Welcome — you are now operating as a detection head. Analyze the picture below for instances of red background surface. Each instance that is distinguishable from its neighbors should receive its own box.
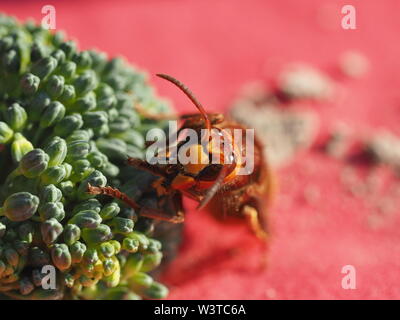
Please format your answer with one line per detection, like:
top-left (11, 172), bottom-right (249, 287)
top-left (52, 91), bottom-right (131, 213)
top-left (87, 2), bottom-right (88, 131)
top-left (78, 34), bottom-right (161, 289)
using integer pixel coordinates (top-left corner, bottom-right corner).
top-left (2, 0), bottom-right (400, 299)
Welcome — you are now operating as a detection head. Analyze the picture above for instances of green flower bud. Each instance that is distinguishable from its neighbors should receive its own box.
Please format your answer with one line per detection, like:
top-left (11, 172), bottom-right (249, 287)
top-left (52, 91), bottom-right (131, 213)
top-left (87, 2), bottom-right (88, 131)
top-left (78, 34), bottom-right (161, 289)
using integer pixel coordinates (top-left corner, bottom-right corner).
top-left (59, 180), bottom-right (75, 199)
top-left (0, 121), bottom-right (13, 144)
top-left (83, 247), bottom-right (99, 265)
top-left (51, 49), bottom-right (66, 63)
top-left (142, 282), bottom-right (168, 299)
top-left (72, 199), bottom-right (101, 214)
top-left (97, 93), bottom-right (116, 111)
top-left (109, 240), bottom-right (121, 254)
top-left (110, 217), bottom-right (134, 235)
top-left (59, 41), bottom-right (77, 59)
top-left (66, 140), bottom-right (90, 161)
top-left (0, 16), bottom-right (172, 299)
top-left (126, 231), bottom-right (149, 251)
top-left (44, 136), bottom-right (67, 167)
top-left (2, 49), bottom-right (20, 73)
top-left (87, 150), bottom-right (108, 169)
top-left (74, 70), bottom-right (98, 96)
top-left (82, 111), bottom-right (109, 137)
top-left (140, 252), bottom-right (163, 273)
top-left (70, 159), bottom-right (94, 183)
top-left (103, 57), bottom-right (124, 75)
top-left (101, 288), bottom-right (140, 300)
top-left (51, 243), bottom-right (71, 271)
top-left (18, 222), bottom-right (34, 243)
top-left (107, 108), bottom-right (119, 122)
top-left (41, 218), bottom-right (63, 245)
top-left (45, 75), bottom-right (65, 99)
top-left (30, 42), bottom-right (47, 62)
top-left (102, 263), bottom-right (120, 288)
top-left (118, 104), bottom-right (140, 127)
top-left (99, 202), bottom-right (120, 220)
top-left (63, 224), bottom-right (81, 245)
top-left (31, 56), bottom-right (58, 79)
top-left (81, 224), bottom-right (112, 244)
top-left (72, 91), bottom-right (96, 113)
top-left (122, 237), bottom-right (139, 253)
top-left (58, 61), bottom-right (76, 79)
top-left (98, 242), bottom-right (115, 258)
top-left (126, 145), bottom-right (143, 159)
top-left (109, 118), bottom-right (130, 134)
top-left (4, 103), bottom-right (27, 131)
top-left (147, 239), bottom-right (162, 253)
top-left (67, 129), bottom-right (92, 142)
top-left (88, 50), bottom-right (107, 72)
top-left (1, 192), bottom-right (39, 222)
top-left (101, 162), bottom-right (120, 177)
top-left (72, 51), bottom-right (92, 70)
top-left (70, 241), bottom-right (86, 263)
top-left (28, 92), bottom-right (51, 122)
top-left (77, 170), bottom-right (107, 200)
top-left (20, 73), bottom-right (40, 95)
top-left (0, 36), bottom-right (13, 52)
top-left (68, 210), bottom-right (101, 229)
top-left (28, 247), bottom-right (50, 267)
top-left (54, 114), bottom-right (83, 138)
top-left (11, 133), bottom-right (33, 162)
top-left (96, 83), bottom-right (116, 110)
top-left (62, 162), bottom-right (72, 179)
top-left (19, 148), bottom-right (49, 178)
top-left (40, 184), bottom-right (62, 202)
top-left (129, 272), bottom-right (153, 290)
top-left (52, 30), bottom-right (66, 45)
top-left (112, 129), bottom-right (144, 148)
top-left (38, 202), bottom-right (65, 221)
top-left (102, 258), bottom-right (117, 276)
top-left (59, 84), bottom-right (76, 103)
top-left (64, 273), bottom-right (75, 288)
top-left (40, 101), bottom-right (65, 128)
top-left (96, 138), bottom-right (127, 161)
top-left (79, 275), bottom-right (98, 287)
top-left (40, 165), bottom-right (67, 185)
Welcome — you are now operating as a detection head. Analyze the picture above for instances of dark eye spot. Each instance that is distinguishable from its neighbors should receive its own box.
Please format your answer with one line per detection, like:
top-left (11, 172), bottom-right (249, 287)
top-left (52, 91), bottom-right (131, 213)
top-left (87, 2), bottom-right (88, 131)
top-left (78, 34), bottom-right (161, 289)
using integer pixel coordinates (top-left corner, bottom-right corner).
top-left (197, 164), bottom-right (223, 181)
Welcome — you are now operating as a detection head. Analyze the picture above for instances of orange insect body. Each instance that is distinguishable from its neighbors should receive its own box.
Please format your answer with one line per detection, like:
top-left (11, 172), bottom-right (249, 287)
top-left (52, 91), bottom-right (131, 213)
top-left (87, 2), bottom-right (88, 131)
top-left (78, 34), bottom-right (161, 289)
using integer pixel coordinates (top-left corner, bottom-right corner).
top-left (88, 74), bottom-right (273, 239)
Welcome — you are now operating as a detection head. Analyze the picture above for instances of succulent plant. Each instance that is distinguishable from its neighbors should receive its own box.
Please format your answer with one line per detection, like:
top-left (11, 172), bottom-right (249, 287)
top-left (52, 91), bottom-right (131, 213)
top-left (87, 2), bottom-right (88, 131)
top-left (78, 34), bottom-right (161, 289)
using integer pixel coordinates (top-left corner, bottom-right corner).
top-left (0, 14), bottom-right (174, 300)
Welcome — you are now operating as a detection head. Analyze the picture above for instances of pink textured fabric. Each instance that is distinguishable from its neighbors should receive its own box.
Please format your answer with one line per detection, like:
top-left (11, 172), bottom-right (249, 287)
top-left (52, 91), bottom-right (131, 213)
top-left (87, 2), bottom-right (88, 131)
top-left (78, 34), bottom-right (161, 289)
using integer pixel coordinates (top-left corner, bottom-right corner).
top-left (4, 0), bottom-right (400, 299)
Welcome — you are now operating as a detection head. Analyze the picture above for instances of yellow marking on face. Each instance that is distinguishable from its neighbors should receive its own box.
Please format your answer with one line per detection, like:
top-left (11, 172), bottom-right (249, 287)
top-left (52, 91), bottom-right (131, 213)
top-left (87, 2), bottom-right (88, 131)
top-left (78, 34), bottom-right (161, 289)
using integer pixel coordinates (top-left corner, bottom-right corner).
top-left (183, 144), bottom-right (209, 174)
top-left (171, 174), bottom-right (196, 190)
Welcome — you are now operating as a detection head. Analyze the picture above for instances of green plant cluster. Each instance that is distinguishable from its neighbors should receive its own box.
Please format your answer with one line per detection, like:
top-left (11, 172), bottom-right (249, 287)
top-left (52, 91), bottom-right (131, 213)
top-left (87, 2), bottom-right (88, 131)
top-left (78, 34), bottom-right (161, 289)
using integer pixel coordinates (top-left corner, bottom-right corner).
top-left (0, 14), bottom-right (171, 300)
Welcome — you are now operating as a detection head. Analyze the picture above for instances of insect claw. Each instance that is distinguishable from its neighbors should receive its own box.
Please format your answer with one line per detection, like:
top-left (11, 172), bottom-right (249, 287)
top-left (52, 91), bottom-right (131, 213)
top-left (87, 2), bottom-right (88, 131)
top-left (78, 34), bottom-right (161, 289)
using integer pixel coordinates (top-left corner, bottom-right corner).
top-left (243, 205), bottom-right (268, 240)
top-left (86, 184), bottom-right (141, 210)
top-left (86, 183), bottom-right (96, 194)
top-left (171, 216), bottom-right (185, 223)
